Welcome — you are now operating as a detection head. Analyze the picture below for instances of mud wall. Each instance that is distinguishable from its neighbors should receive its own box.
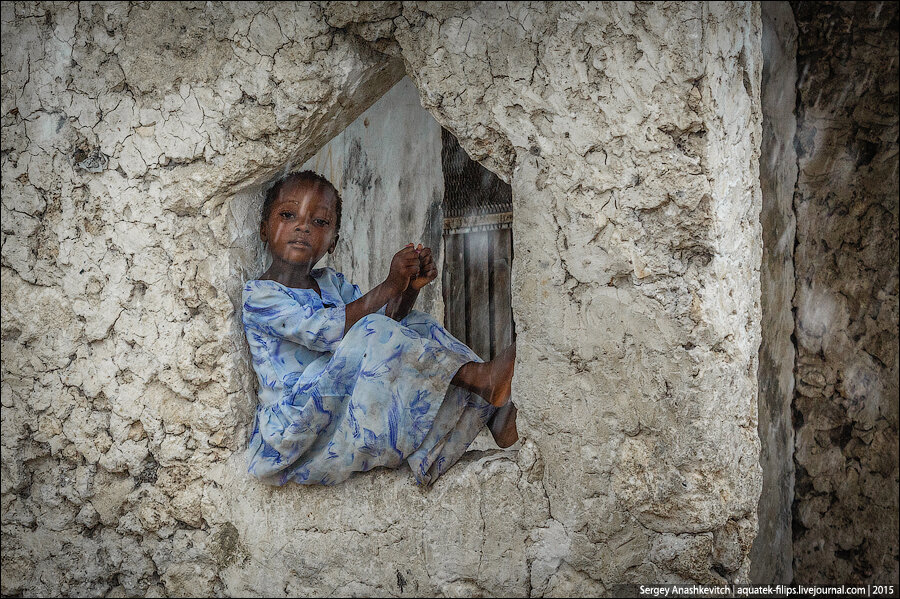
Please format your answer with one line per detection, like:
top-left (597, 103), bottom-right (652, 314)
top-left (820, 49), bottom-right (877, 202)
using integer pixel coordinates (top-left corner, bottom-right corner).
top-left (1, 2), bottom-right (763, 595)
top-left (791, 1), bottom-right (900, 585)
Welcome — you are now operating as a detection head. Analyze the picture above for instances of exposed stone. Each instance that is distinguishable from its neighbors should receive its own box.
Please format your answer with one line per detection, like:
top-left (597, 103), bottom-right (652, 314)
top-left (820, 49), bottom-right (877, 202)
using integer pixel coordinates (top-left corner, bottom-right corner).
top-left (791, 1), bottom-right (900, 585)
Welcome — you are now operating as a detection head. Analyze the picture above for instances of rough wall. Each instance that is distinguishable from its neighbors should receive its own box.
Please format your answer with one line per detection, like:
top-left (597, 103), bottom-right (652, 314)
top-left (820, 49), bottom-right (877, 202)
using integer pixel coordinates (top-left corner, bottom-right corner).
top-left (301, 76), bottom-right (445, 320)
top-left (791, 2), bottom-right (900, 585)
top-left (1, 2), bottom-right (763, 596)
top-left (751, 1), bottom-right (797, 584)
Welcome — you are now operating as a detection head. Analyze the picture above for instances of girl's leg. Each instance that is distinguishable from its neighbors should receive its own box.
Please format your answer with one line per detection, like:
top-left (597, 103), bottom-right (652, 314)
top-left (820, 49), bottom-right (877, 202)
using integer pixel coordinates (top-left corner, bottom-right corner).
top-left (450, 343), bottom-right (516, 408)
top-left (400, 310), bottom-right (519, 448)
top-left (487, 402), bottom-right (518, 448)
top-left (450, 343), bottom-right (519, 448)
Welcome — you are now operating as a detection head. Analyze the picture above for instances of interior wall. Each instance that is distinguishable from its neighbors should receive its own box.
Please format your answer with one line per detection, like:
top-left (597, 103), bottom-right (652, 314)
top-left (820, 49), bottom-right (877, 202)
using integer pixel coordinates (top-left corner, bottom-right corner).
top-left (791, 1), bottom-right (900, 585)
top-left (752, 1), bottom-right (797, 584)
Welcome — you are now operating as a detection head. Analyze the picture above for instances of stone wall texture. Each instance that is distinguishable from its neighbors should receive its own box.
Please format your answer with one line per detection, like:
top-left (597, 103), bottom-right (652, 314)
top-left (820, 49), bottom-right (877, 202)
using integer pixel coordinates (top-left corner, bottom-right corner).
top-left (1, 2), bottom-right (763, 596)
top-left (791, 1), bottom-right (900, 585)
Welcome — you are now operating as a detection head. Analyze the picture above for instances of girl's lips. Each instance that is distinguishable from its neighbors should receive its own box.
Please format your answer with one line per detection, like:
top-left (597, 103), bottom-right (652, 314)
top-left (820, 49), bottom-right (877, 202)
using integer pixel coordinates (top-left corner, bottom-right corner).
top-left (288, 240), bottom-right (310, 247)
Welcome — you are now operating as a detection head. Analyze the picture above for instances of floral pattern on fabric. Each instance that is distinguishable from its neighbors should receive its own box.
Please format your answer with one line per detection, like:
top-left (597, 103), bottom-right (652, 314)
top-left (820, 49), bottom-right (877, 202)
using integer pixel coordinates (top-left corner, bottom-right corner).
top-left (242, 267), bottom-right (495, 486)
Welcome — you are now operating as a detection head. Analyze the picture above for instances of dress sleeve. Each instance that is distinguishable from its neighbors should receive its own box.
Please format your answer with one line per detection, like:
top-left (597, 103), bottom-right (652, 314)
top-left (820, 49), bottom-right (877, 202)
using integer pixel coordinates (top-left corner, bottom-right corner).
top-left (243, 283), bottom-right (346, 352)
top-left (334, 270), bottom-right (363, 304)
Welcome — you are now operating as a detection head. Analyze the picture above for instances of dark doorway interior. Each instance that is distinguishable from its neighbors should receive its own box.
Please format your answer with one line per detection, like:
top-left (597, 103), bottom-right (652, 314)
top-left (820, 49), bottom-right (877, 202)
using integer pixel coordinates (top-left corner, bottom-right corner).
top-left (440, 128), bottom-right (515, 361)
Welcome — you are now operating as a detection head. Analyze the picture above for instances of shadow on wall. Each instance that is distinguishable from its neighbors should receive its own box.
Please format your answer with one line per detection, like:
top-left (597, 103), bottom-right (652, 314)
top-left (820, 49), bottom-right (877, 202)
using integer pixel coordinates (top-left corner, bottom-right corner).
top-left (223, 181), bottom-right (270, 438)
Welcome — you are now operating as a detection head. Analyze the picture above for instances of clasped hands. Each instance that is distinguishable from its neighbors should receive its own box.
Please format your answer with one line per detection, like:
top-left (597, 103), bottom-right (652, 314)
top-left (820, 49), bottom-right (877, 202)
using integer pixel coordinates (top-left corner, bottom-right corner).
top-left (386, 243), bottom-right (437, 294)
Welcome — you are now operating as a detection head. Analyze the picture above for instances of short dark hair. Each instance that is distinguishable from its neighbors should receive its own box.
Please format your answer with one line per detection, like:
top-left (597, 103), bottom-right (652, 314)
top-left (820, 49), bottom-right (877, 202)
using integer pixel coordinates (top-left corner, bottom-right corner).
top-left (261, 170), bottom-right (342, 233)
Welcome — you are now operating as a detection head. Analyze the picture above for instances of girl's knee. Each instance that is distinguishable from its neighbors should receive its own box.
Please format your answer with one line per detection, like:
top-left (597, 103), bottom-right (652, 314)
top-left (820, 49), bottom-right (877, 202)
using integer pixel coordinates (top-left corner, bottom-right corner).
top-left (357, 313), bottom-right (394, 328)
top-left (348, 313), bottom-right (403, 341)
top-left (399, 310), bottom-right (441, 333)
top-left (346, 313), bottom-right (436, 349)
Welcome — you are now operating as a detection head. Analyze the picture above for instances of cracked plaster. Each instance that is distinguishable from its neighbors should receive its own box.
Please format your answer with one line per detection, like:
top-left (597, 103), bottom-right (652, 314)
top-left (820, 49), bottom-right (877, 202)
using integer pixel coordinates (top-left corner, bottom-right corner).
top-left (2, 2), bottom-right (763, 595)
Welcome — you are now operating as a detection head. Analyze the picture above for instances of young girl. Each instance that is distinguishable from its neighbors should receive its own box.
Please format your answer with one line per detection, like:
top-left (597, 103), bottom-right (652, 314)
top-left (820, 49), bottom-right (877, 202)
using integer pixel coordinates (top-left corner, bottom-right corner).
top-left (242, 171), bottom-right (518, 487)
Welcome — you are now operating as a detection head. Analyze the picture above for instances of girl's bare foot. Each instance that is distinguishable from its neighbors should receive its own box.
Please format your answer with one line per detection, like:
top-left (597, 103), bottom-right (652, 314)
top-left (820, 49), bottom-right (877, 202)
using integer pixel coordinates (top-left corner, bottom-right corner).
top-left (488, 401), bottom-right (518, 448)
top-left (450, 344), bottom-right (516, 406)
top-left (448, 344), bottom-right (519, 447)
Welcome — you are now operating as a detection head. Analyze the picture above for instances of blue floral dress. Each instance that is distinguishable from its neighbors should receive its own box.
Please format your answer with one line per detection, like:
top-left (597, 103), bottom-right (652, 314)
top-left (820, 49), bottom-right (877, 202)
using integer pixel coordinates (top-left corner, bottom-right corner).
top-left (242, 267), bottom-right (496, 486)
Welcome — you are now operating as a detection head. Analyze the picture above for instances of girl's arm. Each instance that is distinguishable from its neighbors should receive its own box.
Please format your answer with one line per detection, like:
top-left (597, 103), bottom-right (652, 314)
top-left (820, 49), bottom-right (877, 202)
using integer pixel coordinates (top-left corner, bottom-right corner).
top-left (386, 287), bottom-right (420, 321)
top-left (343, 245), bottom-right (420, 333)
top-left (386, 246), bottom-right (437, 322)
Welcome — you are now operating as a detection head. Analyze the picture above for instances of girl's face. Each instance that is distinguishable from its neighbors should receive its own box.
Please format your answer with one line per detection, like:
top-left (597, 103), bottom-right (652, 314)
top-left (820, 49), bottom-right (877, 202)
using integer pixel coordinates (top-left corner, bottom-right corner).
top-left (261, 181), bottom-right (339, 271)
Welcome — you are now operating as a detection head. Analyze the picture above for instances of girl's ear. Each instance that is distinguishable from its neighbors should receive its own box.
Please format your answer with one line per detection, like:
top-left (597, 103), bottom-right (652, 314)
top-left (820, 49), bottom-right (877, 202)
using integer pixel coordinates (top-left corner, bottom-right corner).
top-left (328, 234), bottom-right (339, 254)
top-left (259, 221), bottom-right (268, 243)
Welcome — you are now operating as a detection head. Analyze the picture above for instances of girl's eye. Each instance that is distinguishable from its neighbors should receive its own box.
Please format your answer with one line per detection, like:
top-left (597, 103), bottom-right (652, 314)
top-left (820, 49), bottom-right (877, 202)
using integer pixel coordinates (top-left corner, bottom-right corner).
top-left (280, 212), bottom-right (294, 219)
top-left (315, 219), bottom-right (330, 226)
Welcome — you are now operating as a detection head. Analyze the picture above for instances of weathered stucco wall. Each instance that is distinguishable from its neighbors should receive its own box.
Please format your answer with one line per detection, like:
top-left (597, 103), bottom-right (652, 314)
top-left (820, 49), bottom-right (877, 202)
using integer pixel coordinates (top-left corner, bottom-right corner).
top-left (751, 1), bottom-right (797, 584)
top-left (1, 2), bottom-right (763, 595)
top-left (791, 1), bottom-right (900, 585)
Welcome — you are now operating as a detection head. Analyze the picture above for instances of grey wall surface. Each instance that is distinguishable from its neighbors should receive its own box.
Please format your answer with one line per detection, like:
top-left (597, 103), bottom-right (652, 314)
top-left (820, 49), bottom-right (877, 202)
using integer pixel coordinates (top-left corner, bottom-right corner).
top-left (1, 3), bottom-right (764, 595)
top-left (751, 1), bottom-right (797, 584)
top-left (301, 76), bottom-right (445, 320)
top-left (791, 2), bottom-right (900, 585)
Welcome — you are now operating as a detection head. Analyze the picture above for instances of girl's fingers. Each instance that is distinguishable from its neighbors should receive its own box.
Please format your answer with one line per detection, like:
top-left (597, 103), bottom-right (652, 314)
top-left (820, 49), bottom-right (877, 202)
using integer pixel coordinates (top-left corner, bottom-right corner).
top-left (395, 247), bottom-right (416, 261)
